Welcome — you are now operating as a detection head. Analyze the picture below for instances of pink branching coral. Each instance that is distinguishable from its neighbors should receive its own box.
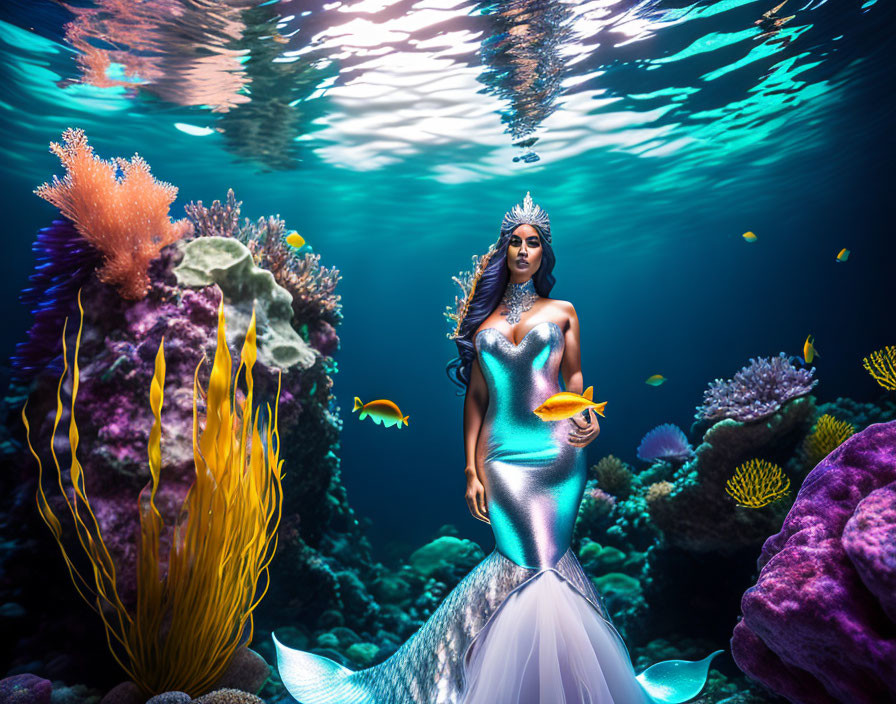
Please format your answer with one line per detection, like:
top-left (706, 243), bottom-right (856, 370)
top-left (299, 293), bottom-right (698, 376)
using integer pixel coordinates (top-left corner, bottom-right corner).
top-left (239, 215), bottom-right (342, 327)
top-left (34, 129), bottom-right (193, 299)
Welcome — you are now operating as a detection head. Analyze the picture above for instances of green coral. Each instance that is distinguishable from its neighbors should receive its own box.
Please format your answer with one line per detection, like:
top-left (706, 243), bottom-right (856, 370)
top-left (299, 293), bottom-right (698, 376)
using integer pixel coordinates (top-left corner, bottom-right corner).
top-left (408, 536), bottom-right (484, 578)
top-left (591, 455), bottom-right (634, 500)
top-left (345, 642), bottom-right (380, 667)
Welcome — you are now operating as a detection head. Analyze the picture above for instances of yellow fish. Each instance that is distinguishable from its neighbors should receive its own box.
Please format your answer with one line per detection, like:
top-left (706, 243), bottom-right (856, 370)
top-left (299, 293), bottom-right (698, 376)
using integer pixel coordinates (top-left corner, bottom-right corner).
top-left (286, 231), bottom-right (305, 249)
top-left (353, 397), bottom-right (409, 428)
top-left (836, 248), bottom-right (849, 263)
top-left (803, 335), bottom-right (820, 364)
top-left (533, 386), bottom-right (607, 421)
top-left (645, 374), bottom-right (666, 386)
top-left (742, 231), bottom-right (758, 243)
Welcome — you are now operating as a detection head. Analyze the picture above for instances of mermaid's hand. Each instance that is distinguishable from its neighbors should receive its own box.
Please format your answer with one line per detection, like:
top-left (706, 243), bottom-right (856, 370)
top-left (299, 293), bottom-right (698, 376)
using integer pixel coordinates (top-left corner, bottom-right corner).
top-left (465, 470), bottom-right (491, 524)
top-left (567, 408), bottom-right (600, 447)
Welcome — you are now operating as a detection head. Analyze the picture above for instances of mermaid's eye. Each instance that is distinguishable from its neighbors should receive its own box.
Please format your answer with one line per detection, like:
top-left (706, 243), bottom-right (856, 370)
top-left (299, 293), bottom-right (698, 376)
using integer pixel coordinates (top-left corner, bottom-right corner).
top-left (527, 237), bottom-right (540, 248)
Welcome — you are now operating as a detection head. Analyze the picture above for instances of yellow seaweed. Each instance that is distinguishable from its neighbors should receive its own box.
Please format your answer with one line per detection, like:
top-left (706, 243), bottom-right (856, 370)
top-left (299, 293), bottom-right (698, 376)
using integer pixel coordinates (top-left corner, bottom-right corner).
top-left (803, 414), bottom-right (855, 467)
top-left (725, 458), bottom-right (790, 509)
top-left (24, 293), bottom-right (283, 697)
top-left (862, 346), bottom-right (896, 391)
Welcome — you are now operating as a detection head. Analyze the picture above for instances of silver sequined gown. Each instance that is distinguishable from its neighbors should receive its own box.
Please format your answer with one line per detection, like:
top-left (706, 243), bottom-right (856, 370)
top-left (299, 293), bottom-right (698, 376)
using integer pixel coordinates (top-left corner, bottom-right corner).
top-left (274, 321), bottom-right (721, 704)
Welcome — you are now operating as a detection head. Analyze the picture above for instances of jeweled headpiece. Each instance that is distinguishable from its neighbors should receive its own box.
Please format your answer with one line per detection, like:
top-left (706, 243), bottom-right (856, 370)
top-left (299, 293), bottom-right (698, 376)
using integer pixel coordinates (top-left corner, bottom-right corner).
top-left (445, 192), bottom-right (551, 340)
top-left (501, 191), bottom-right (551, 243)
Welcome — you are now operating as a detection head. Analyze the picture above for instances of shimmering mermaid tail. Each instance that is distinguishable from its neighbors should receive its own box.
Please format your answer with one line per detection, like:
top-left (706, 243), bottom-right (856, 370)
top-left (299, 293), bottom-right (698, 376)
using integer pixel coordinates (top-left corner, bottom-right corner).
top-left (636, 650), bottom-right (724, 703)
top-left (272, 547), bottom-right (722, 704)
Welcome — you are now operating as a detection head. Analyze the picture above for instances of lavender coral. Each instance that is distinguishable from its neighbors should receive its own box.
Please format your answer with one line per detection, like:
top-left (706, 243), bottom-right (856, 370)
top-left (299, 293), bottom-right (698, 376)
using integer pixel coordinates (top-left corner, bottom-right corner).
top-left (696, 353), bottom-right (817, 423)
top-left (184, 188), bottom-right (242, 239)
top-left (636, 423), bottom-right (693, 463)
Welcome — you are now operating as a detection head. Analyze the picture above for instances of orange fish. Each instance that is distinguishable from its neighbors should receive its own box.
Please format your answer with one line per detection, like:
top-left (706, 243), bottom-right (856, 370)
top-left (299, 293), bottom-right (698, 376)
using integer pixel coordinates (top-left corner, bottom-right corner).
top-left (533, 386), bottom-right (607, 421)
top-left (742, 231), bottom-right (758, 243)
top-left (353, 397), bottom-right (409, 428)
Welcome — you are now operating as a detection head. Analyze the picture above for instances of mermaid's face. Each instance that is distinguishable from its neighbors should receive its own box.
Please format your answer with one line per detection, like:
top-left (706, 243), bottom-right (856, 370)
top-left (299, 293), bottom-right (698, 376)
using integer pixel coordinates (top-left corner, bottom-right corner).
top-left (506, 224), bottom-right (542, 281)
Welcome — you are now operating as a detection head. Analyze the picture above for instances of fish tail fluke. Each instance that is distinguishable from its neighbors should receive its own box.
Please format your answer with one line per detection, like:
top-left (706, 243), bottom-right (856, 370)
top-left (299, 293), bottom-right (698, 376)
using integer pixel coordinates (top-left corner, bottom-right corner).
top-left (593, 401), bottom-right (607, 417)
top-left (583, 385), bottom-right (593, 400)
top-left (353, 396), bottom-right (363, 412)
top-left (635, 649), bottom-right (724, 703)
top-left (402, 415), bottom-right (409, 426)
top-left (273, 632), bottom-right (374, 704)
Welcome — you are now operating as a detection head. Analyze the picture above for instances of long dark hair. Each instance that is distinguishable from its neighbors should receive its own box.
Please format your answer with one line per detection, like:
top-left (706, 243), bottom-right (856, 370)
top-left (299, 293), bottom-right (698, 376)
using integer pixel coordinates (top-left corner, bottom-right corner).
top-left (446, 223), bottom-right (556, 392)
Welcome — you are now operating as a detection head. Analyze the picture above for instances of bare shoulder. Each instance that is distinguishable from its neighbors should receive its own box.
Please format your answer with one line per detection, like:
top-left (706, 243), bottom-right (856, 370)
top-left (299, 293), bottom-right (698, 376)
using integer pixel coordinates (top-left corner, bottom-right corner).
top-left (539, 298), bottom-right (577, 330)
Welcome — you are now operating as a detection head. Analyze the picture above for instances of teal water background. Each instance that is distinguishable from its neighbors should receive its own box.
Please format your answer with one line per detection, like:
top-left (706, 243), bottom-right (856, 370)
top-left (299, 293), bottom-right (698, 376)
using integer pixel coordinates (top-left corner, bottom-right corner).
top-left (0, 0), bottom-right (892, 556)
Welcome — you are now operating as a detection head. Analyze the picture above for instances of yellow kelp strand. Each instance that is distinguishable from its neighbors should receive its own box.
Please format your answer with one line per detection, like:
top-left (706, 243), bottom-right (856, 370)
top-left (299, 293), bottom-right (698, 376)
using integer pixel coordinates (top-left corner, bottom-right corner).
top-left (24, 298), bottom-right (283, 698)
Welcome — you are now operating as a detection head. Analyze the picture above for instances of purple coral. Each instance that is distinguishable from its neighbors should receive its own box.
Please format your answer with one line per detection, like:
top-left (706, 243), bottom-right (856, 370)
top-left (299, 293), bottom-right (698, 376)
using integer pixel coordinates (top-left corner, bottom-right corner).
top-left (10, 218), bottom-right (101, 382)
top-left (731, 420), bottom-right (896, 701)
top-left (696, 353), bottom-right (817, 423)
top-left (636, 423), bottom-right (693, 462)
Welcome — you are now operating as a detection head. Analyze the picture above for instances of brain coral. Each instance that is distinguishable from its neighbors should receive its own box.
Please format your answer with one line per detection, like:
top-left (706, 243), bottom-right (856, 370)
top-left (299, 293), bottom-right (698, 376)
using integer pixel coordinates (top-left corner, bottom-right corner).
top-left (731, 420), bottom-right (896, 703)
top-left (696, 353), bottom-right (817, 423)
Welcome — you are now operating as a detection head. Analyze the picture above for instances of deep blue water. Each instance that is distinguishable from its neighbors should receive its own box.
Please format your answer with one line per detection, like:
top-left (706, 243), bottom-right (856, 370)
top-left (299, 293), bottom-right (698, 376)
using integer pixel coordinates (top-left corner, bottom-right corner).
top-left (0, 0), bottom-right (892, 555)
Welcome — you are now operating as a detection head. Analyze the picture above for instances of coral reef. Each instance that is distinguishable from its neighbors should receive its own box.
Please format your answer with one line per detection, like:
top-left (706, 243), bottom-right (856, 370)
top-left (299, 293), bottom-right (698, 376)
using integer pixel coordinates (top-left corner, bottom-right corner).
top-left (572, 482), bottom-right (617, 548)
top-left (3, 225), bottom-right (347, 693)
top-left (24, 300), bottom-right (282, 698)
top-left (648, 397), bottom-right (814, 553)
top-left (862, 345), bottom-right (896, 390)
top-left (696, 353), bottom-right (817, 423)
top-left (802, 413), bottom-right (854, 468)
top-left (731, 420), bottom-right (896, 702)
top-left (238, 215), bottom-right (342, 329)
top-left (34, 129), bottom-right (192, 299)
top-left (10, 218), bottom-right (100, 382)
top-left (591, 455), bottom-right (634, 500)
top-left (636, 423), bottom-right (694, 463)
top-left (815, 396), bottom-right (896, 430)
top-left (724, 459), bottom-right (791, 509)
top-left (174, 236), bottom-right (316, 370)
top-left (184, 191), bottom-right (342, 348)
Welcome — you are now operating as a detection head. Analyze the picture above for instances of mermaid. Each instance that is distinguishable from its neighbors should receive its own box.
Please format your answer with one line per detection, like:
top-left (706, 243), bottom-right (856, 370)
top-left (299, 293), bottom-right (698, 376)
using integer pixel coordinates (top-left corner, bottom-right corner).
top-left (273, 192), bottom-right (722, 703)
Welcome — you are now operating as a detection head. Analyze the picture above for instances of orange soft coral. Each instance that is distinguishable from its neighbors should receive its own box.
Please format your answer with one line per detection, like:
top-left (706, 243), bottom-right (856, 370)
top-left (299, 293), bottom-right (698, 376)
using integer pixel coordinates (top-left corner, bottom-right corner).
top-left (34, 129), bottom-right (193, 299)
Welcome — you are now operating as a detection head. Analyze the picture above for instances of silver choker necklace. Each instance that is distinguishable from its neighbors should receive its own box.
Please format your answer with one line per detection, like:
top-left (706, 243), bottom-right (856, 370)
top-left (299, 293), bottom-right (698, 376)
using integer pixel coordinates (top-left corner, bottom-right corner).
top-left (500, 279), bottom-right (538, 324)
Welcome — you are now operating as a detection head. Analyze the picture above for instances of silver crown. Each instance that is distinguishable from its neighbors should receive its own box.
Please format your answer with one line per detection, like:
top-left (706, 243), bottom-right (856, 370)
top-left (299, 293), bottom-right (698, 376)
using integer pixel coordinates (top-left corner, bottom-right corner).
top-left (501, 191), bottom-right (551, 243)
